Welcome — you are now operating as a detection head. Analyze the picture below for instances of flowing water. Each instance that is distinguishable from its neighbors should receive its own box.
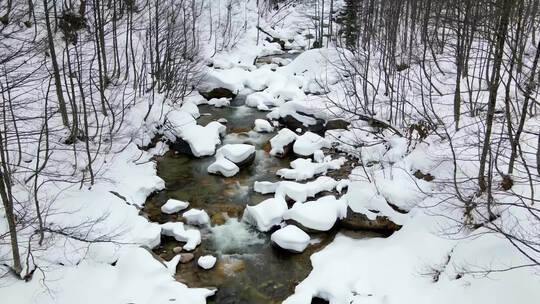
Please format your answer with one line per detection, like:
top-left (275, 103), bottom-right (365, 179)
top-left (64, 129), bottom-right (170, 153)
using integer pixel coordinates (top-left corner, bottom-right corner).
top-left (141, 65), bottom-right (379, 304)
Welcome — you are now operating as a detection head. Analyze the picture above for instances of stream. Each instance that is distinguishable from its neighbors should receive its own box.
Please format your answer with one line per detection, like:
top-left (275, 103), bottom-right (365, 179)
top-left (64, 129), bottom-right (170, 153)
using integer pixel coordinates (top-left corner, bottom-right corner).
top-left (141, 58), bottom-right (381, 304)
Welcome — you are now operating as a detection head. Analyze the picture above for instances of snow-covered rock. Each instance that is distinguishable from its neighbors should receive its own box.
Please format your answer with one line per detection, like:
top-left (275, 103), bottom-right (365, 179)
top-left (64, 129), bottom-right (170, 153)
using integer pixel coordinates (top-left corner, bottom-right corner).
top-left (242, 197), bottom-right (288, 232)
top-left (270, 128), bottom-right (298, 157)
top-left (183, 209), bottom-right (210, 226)
top-left (293, 132), bottom-right (330, 156)
top-left (217, 144), bottom-right (256, 165)
top-left (208, 97), bottom-right (231, 108)
top-left (207, 144), bottom-right (256, 177)
top-left (180, 101), bottom-right (200, 119)
top-left (271, 225), bottom-right (311, 253)
top-left (161, 199), bottom-right (190, 214)
top-left (166, 119), bottom-right (226, 157)
top-left (254, 181), bottom-right (279, 194)
top-left (253, 119), bottom-right (275, 133)
top-left (277, 157), bottom-right (346, 181)
top-left (283, 196), bottom-right (347, 231)
top-left (254, 176), bottom-right (339, 203)
top-left (276, 176), bottom-right (338, 203)
top-left (207, 157), bottom-right (240, 177)
top-left (161, 222), bottom-right (201, 251)
top-left (313, 150), bottom-right (325, 163)
top-left (197, 255), bottom-right (217, 270)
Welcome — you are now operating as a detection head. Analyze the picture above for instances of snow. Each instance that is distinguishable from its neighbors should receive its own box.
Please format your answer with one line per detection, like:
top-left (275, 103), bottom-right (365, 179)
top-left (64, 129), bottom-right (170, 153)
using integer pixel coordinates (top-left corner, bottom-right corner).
top-left (180, 100), bottom-right (201, 119)
top-left (293, 132), bottom-right (330, 156)
top-left (183, 209), bottom-right (210, 227)
top-left (283, 196), bottom-right (347, 231)
top-left (270, 128), bottom-right (298, 156)
top-left (242, 197), bottom-right (289, 232)
top-left (207, 157), bottom-right (240, 177)
top-left (161, 199), bottom-right (190, 214)
top-left (313, 149), bottom-right (325, 163)
top-left (216, 144), bottom-right (255, 164)
top-left (271, 225), bottom-right (311, 253)
top-left (207, 144), bottom-right (255, 177)
top-left (253, 119), bottom-right (275, 133)
top-left (255, 176), bottom-right (339, 203)
top-left (161, 222), bottom-right (201, 251)
top-left (208, 97), bottom-right (231, 108)
top-left (165, 116), bottom-right (226, 157)
top-left (277, 157), bottom-right (346, 181)
top-left (0, 247), bottom-right (214, 304)
top-left (197, 255), bottom-right (217, 270)
top-left (344, 180), bottom-right (408, 225)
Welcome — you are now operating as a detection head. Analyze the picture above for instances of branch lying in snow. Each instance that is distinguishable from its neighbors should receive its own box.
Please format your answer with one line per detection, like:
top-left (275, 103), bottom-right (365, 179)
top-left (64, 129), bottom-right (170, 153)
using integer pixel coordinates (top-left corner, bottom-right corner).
top-left (353, 113), bottom-right (404, 137)
top-left (256, 26), bottom-right (286, 50)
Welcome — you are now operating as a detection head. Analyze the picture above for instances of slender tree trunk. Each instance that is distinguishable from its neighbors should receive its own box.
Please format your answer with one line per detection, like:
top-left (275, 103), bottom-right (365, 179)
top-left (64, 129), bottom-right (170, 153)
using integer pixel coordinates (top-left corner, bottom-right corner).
top-left (43, 0), bottom-right (70, 127)
top-left (478, 0), bottom-right (513, 192)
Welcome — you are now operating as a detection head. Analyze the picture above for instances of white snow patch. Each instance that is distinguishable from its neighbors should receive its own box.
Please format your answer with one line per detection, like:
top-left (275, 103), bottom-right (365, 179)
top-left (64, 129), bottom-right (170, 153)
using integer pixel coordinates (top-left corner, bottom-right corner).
top-left (161, 199), bottom-right (190, 214)
top-left (253, 119), bottom-right (275, 132)
top-left (198, 255), bottom-right (217, 270)
top-left (293, 132), bottom-right (330, 156)
top-left (161, 222), bottom-right (201, 251)
top-left (271, 225), bottom-right (311, 252)
top-left (283, 196), bottom-right (347, 231)
top-left (183, 209), bottom-right (210, 227)
top-left (242, 197), bottom-right (289, 232)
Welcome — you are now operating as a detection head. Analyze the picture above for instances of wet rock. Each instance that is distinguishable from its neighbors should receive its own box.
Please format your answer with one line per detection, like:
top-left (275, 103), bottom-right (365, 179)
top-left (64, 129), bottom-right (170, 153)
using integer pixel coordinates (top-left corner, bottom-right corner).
top-left (234, 150), bottom-right (256, 168)
top-left (168, 137), bottom-right (195, 156)
top-left (211, 212), bottom-right (227, 226)
top-left (279, 112), bottom-right (326, 135)
top-left (179, 253), bottom-right (195, 264)
top-left (172, 246), bottom-right (183, 254)
top-left (200, 88), bottom-right (236, 100)
top-left (340, 208), bottom-right (402, 232)
top-left (216, 259), bottom-right (246, 277)
top-left (325, 119), bottom-right (350, 130)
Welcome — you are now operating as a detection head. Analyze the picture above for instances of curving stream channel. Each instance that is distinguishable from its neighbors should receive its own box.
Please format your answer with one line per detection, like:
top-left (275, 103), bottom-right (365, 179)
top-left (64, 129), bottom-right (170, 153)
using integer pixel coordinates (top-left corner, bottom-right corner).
top-left (141, 69), bottom-right (381, 304)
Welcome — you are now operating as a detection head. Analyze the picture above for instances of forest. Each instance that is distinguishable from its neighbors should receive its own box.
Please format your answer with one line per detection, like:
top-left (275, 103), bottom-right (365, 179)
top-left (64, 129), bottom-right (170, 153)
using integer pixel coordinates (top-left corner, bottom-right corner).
top-left (0, 0), bottom-right (539, 303)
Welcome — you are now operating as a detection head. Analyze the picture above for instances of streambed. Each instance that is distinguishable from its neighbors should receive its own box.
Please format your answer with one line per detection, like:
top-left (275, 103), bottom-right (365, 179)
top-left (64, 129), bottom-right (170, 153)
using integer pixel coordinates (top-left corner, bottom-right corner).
top-left (141, 77), bottom-right (379, 304)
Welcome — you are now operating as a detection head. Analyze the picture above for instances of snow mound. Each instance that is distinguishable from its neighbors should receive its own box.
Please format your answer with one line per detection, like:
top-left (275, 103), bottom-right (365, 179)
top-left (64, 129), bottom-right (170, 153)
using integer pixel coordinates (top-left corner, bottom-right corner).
top-left (254, 181), bottom-right (279, 194)
top-left (183, 209), bottom-right (210, 226)
top-left (253, 119), bottom-right (275, 133)
top-left (165, 117), bottom-right (226, 157)
top-left (255, 176), bottom-right (339, 203)
top-left (344, 181), bottom-right (407, 225)
top-left (198, 255), bottom-right (217, 270)
top-left (271, 225), bottom-right (311, 253)
top-left (313, 149), bottom-right (325, 163)
top-left (208, 97), bottom-right (231, 108)
top-left (217, 144), bottom-right (256, 164)
top-left (246, 91), bottom-right (284, 111)
top-left (180, 101), bottom-right (200, 119)
top-left (207, 157), bottom-right (239, 177)
top-left (242, 197), bottom-right (288, 232)
top-left (293, 132), bottom-right (330, 156)
top-left (277, 157), bottom-right (346, 181)
top-left (161, 222), bottom-right (201, 251)
top-left (207, 144), bottom-right (255, 177)
top-left (270, 128), bottom-right (298, 156)
top-left (161, 199), bottom-right (190, 214)
top-left (283, 196), bottom-right (347, 231)
top-left (198, 67), bottom-right (248, 94)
